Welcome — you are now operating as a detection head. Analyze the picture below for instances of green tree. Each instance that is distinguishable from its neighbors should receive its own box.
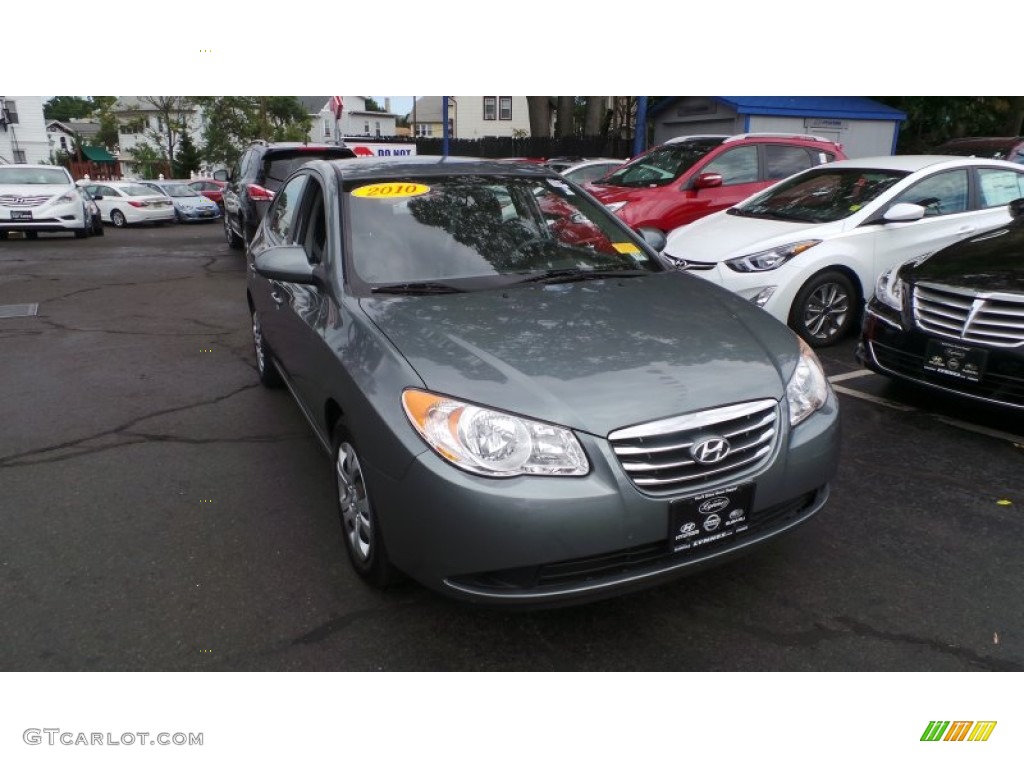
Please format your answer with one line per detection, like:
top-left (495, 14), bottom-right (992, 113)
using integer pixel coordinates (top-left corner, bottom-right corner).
top-left (874, 96), bottom-right (1020, 153)
top-left (138, 96), bottom-right (195, 169)
top-left (365, 97), bottom-right (383, 112)
top-left (195, 96), bottom-right (312, 167)
top-left (129, 141), bottom-right (166, 179)
top-left (173, 131), bottom-right (202, 178)
top-left (96, 111), bottom-right (120, 151)
top-left (44, 96), bottom-right (94, 121)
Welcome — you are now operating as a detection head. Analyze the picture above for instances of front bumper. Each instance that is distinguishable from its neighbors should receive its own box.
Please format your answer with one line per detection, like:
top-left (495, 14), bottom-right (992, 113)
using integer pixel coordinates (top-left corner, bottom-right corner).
top-left (859, 303), bottom-right (1024, 409)
top-left (0, 201), bottom-right (85, 232)
top-left (362, 392), bottom-right (840, 607)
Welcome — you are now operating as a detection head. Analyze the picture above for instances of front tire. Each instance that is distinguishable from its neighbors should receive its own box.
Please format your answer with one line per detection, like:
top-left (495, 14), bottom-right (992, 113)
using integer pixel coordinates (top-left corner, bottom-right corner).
top-left (332, 424), bottom-right (396, 588)
top-left (111, 210), bottom-right (127, 228)
top-left (251, 307), bottom-right (282, 388)
top-left (225, 214), bottom-right (243, 250)
top-left (789, 270), bottom-right (857, 348)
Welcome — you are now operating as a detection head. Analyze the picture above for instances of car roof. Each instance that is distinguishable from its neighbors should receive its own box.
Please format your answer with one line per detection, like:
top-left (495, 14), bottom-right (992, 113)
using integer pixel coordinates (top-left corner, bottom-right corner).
top-left (322, 156), bottom-right (561, 181)
top-left (821, 155), bottom-right (1024, 172)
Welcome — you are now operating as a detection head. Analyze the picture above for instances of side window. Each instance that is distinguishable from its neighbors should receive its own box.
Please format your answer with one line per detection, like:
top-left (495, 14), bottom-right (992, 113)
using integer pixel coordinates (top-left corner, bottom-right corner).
top-left (295, 180), bottom-right (327, 265)
top-left (892, 170), bottom-right (969, 217)
top-left (764, 145), bottom-right (814, 180)
top-left (703, 146), bottom-right (759, 185)
top-left (265, 175), bottom-right (308, 243)
top-left (976, 168), bottom-right (1024, 208)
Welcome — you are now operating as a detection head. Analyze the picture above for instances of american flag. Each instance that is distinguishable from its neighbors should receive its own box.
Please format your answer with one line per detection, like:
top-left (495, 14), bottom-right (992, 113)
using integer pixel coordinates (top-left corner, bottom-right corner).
top-left (330, 96), bottom-right (344, 120)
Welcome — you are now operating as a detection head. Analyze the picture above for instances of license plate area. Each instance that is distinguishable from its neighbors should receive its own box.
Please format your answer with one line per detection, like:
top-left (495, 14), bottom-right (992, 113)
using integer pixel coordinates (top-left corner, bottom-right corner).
top-left (12, 210), bottom-right (32, 220)
top-left (923, 339), bottom-right (987, 383)
top-left (669, 483), bottom-right (754, 553)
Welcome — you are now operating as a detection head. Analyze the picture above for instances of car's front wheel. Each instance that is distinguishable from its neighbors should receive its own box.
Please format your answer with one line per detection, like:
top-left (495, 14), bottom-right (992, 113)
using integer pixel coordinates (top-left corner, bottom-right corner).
top-left (224, 214), bottom-right (243, 250)
top-left (250, 307), bottom-right (282, 388)
top-left (789, 269), bottom-right (857, 347)
top-left (333, 424), bottom-right (396, 588)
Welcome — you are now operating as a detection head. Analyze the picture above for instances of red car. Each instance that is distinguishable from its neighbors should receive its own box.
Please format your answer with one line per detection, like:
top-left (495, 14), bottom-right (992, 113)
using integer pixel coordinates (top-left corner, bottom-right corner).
top-left (587, 133), bottom-right (846, 236)
top-left (188, 178), bottom-right (228, 210)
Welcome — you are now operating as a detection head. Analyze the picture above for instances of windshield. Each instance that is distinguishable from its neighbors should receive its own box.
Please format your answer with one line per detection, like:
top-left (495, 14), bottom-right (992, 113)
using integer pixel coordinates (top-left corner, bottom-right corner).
top-left (344, 175), bottom-right (664, 291)
top-left (598, 139), bottom-right (724, 188)
top-left (159, 184), bottom-right (200, 198)
top-left (730, 167), bottom-right (909, 224)
top-left (0, 167), bottom-right (72, 185)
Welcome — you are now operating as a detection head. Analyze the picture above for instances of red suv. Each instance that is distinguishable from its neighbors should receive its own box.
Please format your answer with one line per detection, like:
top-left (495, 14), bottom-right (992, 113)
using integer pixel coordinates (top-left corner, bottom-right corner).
top-left (586, 133), bottom-right (846, 235)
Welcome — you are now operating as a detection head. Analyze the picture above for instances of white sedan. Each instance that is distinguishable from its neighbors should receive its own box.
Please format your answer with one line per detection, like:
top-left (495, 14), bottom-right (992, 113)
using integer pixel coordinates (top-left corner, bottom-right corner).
top-left (663, 156), bottom-right (1024, 346)
top-left (0, 164), bottom-right (90, 239)
top-left (78, 181), bottom-right (175, 227)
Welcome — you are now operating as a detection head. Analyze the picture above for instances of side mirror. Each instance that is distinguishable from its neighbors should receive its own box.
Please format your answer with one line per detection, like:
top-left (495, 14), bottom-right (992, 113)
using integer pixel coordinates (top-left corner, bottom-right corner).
top-left (693, 172), bottom-right (724, 190)
top-left (636, 227), bottom-right (667, 252)
top-left (254, 245), bottom-right (322, 286)
top-left (213, 169), bottom-right (229, 182)
top-left (1009, 197), bottom-right (1024, 219)
top-left (883, 203), bottom-right (926, 223)
top-left (92, 194), bottom-right (103, 200)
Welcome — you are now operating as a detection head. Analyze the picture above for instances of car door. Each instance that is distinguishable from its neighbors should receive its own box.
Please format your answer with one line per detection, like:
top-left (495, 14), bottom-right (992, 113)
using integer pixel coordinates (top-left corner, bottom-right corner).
top-left (223, 151), bottom-right (248, 227)
top-left (676, 145), bottom-right (763, 228)
top-left (251, 172), bottom-right (310, 382)
top-left (86, 184), bottom-right (119, 222)
top-left (870, 169), bottom-right (978, 279)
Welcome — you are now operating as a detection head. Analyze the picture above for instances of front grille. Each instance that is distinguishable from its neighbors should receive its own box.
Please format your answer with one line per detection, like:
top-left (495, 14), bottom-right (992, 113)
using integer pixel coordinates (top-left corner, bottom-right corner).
top-left (608, 399), bottom-right (779, 497)
top-left (914, 283), bottom-right (1024, 348)
top-left (869, 341), bottom-right (1024, 408)
top-left (0, 194), bottom-right (50, 208)
top-left (451, 490), bottom-right (821, 592)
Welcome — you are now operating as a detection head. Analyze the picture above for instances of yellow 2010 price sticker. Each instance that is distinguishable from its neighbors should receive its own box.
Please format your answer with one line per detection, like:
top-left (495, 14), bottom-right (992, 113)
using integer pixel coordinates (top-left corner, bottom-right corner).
top-left (351, 182), bottom-right (430, 199)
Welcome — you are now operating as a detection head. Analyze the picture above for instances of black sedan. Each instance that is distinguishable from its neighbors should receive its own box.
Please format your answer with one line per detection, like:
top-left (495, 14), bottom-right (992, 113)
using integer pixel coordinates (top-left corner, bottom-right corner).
top-left (859, 198), bottom-right (1024, 408)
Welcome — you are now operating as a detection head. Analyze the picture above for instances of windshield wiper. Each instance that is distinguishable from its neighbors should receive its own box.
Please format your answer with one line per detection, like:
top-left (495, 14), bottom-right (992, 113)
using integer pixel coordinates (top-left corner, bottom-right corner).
top-left (371, 281), bottom-right (466, 295)
top-left (517, 268), bottom-right (651, 285)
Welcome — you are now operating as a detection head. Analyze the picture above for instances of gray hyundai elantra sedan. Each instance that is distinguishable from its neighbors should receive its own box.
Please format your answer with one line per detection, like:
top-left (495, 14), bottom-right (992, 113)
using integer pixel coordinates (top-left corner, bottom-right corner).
top-left (246, 156), bottom-right (840, 607)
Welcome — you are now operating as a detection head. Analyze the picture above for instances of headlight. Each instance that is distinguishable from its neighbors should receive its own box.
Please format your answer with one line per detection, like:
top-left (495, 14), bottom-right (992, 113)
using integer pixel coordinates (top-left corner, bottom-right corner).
top-left (786, 337), bottom-right (829, 426)
top-left (726, 240), bottom-right (821, 272)
top-left (54, 191), bottom-right (78, 204)
top-left (402, 389), bottom-right (589, 477)
top-left (604, 201), bottom-right (627, 214)
top-left (874, 267), bottom-right (903, 311)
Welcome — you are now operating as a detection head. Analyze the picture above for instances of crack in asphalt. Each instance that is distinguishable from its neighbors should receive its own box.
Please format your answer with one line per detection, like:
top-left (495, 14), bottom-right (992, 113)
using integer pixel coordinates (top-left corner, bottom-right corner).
top-left (0, 383), bottom-right (272, 468)
top-left (35, 316), bottom-right (234, 338)
top-left (699, 611), bottom-right (1020, 671)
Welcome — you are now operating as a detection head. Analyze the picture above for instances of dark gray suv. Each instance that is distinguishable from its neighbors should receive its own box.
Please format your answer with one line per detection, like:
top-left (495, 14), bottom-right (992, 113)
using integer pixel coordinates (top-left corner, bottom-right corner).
top-left (246, 157), bottom-right (841, 607)
top-left (222, 141), bottom-right (355, 250)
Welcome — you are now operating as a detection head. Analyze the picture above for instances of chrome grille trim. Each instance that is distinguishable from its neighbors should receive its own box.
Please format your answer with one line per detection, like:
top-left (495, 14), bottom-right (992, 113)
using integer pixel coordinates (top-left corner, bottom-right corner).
top-left (0, 194), bottom-right (51, 207)
top-left (609, 399), bottom-right (780, 497)
top-left (914, 282), bottom-right (1024, 348)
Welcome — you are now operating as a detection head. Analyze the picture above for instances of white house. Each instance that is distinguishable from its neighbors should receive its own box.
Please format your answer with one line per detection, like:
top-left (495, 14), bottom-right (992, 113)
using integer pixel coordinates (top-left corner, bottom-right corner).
top-left (47, 119), bottom-right (102, 157)
top-left (300, 96), bottom-right (400, 144)
top-left (111, 97), bottom-right (208, 176)
top-left (410, 96), bottom-right (530, 139)
top-left (0, 96), bottom-right (51, 164)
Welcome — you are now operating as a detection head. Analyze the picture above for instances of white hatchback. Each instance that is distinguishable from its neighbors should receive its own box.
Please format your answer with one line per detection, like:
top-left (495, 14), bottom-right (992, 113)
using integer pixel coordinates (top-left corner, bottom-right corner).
top-left (663, 156), bottom-right (1024, 346)
top-left (78, 181), bottom-right (175, 227)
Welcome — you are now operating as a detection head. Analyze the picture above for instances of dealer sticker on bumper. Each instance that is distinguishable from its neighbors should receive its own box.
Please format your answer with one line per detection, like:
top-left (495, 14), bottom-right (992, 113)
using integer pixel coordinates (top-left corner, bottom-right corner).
top-left (670, 484), bottom-right (753, 553)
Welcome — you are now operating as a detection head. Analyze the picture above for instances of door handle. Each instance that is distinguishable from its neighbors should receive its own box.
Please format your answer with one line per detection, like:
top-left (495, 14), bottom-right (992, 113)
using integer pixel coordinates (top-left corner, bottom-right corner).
top-left (956, 225), bottom-right (975, 234)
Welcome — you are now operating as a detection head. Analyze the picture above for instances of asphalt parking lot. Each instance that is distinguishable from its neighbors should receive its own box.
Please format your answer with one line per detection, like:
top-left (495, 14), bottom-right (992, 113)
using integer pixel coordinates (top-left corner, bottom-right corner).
top-left (1, 224), bottom-right (1022, 671)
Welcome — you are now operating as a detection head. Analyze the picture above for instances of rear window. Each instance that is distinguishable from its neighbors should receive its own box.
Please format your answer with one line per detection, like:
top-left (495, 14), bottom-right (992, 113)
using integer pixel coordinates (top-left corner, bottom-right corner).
top-left (263, 149), bottom-right (355, 190)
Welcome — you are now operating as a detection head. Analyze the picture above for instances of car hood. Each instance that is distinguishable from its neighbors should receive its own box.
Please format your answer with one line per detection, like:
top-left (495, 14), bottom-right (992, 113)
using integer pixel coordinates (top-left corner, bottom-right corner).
top-left (664, 210), bottom-right (840, 263)
top-left (587, 183), bottom-right (661, 205)
top-left (0, 183), bottom-right (75, 200)
top-left (905, 221), bottom-right (1024, 293)
top-left (358, 273), bottom-right (796, 436)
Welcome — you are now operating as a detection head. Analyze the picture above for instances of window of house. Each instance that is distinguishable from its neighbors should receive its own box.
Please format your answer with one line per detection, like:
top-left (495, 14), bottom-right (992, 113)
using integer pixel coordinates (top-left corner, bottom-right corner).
top-left (13, 149), bottom-right (26, 163)
top-left (448, 118), bottom-right (454, 136)
top-left (60, 136), bottom-right (68, 150)
top-left (375, 121), bottom-right (381, 137)
top-left (323, 119), bottom-right (331, 138)
top-left (483, 97), bottom-right (496, 121)
top-left (4, 101), bottom-right (19, 124)
top-left (499, 97), bottom-right (512, 121)
top-left (364, 121), bottom-right (370, 134)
